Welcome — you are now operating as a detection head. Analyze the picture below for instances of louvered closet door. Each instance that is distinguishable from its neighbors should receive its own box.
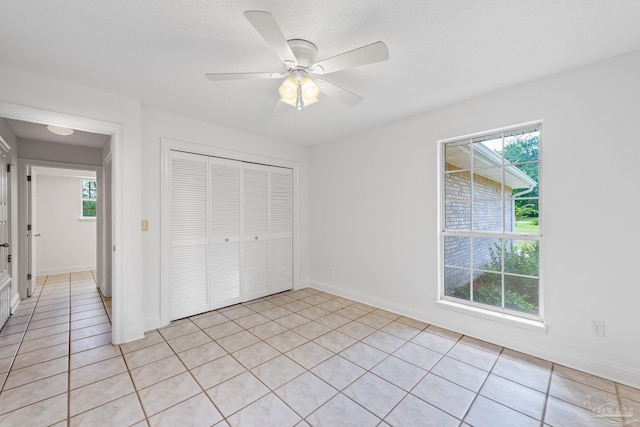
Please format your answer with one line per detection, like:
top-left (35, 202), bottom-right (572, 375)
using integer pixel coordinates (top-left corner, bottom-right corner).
top-left (242, 164), bottom-right (270, 301)
top-left (270, 167), bottom-right (293, 293)
top-left (169, 151), bottom-right (209, 320)
top-left (209, 157), bottom-right (242, 309)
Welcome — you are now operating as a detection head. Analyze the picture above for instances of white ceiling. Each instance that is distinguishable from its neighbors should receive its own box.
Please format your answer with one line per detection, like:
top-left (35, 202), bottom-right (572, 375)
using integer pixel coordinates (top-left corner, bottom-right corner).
top-left (5, 118), bottom-right (109, 148)
top-left (2, 0), bottom-right (640, 146)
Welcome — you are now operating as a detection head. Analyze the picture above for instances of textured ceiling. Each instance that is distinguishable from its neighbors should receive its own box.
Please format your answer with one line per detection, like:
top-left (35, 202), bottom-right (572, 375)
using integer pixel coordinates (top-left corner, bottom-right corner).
top-left (2, 0), bottom-right (640, 146)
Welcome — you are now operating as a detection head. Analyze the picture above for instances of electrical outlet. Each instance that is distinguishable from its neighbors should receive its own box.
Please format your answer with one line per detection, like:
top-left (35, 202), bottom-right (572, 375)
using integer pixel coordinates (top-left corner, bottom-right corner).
top-left (592, 320), bottom-right (605, 337)
top-left (141, 220), bottom-right (149, 232)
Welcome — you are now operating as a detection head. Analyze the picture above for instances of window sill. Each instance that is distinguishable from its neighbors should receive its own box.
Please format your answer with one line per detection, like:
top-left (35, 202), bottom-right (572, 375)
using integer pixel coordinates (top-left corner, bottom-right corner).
top-left (78, 217), bottom-right (97, 222)
top-left (436, 299), bottom-right (548, 333)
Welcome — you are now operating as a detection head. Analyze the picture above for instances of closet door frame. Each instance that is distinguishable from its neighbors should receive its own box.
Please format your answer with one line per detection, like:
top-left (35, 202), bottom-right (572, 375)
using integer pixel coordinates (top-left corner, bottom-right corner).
top-left (160, 138), bottom-right (299, 327)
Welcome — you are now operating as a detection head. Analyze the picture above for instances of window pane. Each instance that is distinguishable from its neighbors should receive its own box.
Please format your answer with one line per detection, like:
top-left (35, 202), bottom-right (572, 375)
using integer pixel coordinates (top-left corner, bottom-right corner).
top-left (444, 267), bottom-right (470, 301)
top-left (472, 167), bottom-right (503, 200)
top-left (445, 201), bottom-right (470, 230)
top-left (444, 236), bottom-right (470, 268)
top-left (83, 200), bottom-right (97, 217)
top-left (504, 131), bottom-right (539, 162)
top-left (503, 240), bottom-right (539, 276)
top-left (505, 275), bottom-right (538, 314)
top-left (473, 237), bottom-right (501, 271)
top-left (445, 170), bottom-right (471, 201)
top-left (472, 271), bottom-right (502, 308)
top-left (473, 200), bottom-right (503, 232)
top-left (445, 140), bottom-right (471, 170)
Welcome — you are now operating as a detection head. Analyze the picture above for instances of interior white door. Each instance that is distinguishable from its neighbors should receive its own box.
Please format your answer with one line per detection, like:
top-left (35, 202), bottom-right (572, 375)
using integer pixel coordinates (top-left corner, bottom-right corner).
top-left (0, 140), bottom-right (11, 326)
top-left (209, 157), bottom-right (242, 309)
top-left (242, 164), bottom-right (270, 301)
top-left (169, 151), bottom-right (209, 320)
top-left (269, 167), bottom-right (293, 293)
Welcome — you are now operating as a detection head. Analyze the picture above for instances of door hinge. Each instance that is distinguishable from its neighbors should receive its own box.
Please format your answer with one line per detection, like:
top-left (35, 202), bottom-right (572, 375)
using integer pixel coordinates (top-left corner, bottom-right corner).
top-left (27, 175), bottom-right (31, 182)
top-left (7, 254), bottom-right (11, 263)
top-left (27, 224), bottom-right (31, 231)
top-left (6, 164), bottom-right (10, 173)
top-left (27, 273), bottom-right (32, 280)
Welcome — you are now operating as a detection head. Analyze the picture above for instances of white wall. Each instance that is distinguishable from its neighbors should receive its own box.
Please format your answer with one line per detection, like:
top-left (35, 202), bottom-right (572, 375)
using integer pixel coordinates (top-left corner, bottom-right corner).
top-left (19, 139), bottom-right (103, 166)
top-left (140, 108), bottom-right (310, 330)
top-left (309, 50), bottom-right (640, 388)
top-left (34, 173), bottom-right (96, 275)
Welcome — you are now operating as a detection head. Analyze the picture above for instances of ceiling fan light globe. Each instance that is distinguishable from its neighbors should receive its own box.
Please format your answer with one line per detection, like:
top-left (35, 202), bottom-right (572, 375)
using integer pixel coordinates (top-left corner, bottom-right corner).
top-left (278, 77), bottom-right (298, 101)
top-left (301, 77), bottom-right (320, 100)
top-left (280, 97), bottom-right (297, 107)
top-left (303, 97), bottom-right (318, 107)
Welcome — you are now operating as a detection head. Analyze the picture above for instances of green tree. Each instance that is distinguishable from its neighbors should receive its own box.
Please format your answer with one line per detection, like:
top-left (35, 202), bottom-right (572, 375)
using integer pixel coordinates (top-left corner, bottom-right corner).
top-left (502, 135), bottom-right (539, 214)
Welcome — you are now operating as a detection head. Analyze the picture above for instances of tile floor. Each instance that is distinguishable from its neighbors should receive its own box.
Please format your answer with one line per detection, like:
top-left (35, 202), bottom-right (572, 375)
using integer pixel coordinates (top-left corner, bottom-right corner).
top-left (0, 271), bottom-right (638, 426)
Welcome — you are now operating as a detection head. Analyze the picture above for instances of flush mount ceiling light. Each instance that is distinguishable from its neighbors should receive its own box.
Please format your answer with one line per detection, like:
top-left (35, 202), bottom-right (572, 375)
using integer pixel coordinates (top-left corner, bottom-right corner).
top-left (46, 125), bottom-right (75, 136)
top-left (205, 10), bottom-right (389, 111)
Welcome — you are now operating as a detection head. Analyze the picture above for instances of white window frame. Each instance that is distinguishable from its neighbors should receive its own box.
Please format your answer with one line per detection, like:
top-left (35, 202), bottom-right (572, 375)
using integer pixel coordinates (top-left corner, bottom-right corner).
top-left (437, 121), bottom-right (545, 330)
top-left (81, 179), bottom-right (97, 219)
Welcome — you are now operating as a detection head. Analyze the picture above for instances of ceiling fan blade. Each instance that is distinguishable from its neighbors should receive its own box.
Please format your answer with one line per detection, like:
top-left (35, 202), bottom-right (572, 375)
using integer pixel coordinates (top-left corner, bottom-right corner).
top-left (244, 10), bottom-right (297, 66)
top-left (312, 41), bottom-right (389, 74)
top-left (205, 72), bottom-right (286, 81)
top-left (315, 79), bottom-right (363, 107)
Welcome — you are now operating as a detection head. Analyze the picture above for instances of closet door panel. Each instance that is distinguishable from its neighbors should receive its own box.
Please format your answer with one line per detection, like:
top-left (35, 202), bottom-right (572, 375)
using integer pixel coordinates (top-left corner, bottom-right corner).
top-left (210, 158), bottom-right (242, 309)
top-left (169, 151), bottom-right (209, 320)
top-left (242, 165), bottom-right (269, 300)
top-left (270, 167), bottom-right (293, 293)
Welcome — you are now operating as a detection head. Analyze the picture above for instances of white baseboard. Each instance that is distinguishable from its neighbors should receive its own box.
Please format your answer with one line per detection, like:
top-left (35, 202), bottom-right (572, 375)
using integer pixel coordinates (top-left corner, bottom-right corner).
top-left (10, 292), bottom-right (21, 314)
top-left (307, 279), bottom-right (640, 389)
top-left (142, 315), bottom-right (163, 333)
top-left (36, 265), bottom-right (96, 276)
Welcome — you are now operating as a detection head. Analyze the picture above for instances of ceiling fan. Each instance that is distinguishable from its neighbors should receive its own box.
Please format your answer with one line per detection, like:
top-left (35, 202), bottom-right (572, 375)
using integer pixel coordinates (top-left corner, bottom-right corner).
top-left (205, 10), bottom-right (389, 111)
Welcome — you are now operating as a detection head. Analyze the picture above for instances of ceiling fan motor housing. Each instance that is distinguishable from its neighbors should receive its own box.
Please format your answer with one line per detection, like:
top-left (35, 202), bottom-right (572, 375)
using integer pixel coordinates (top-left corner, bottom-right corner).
top-left (287, 39), bottom-right (319, 71)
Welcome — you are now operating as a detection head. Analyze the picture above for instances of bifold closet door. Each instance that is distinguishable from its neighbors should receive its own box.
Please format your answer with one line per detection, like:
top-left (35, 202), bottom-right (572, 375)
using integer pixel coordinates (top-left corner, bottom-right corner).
top-left (209, 157), bottom-right (242, 309)
top-left (242, 164), bottom-right (270, 301)
top-left (270, 167), bottom-right (293, 293)
top-left (169, 151), bottom-right (209, 320)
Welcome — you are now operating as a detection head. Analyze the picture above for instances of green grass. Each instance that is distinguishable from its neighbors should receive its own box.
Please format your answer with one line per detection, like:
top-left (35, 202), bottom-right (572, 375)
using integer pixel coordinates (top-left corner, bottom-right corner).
top-left (515, 217), bottom-right (539, 234)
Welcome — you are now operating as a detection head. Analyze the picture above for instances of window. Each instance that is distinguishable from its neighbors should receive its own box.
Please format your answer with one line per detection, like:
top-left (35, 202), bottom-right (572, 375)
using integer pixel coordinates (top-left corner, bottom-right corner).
top-left (81, 179), bottom-right (97, 218)
top-left (440, 123), bottom-right (541, 319)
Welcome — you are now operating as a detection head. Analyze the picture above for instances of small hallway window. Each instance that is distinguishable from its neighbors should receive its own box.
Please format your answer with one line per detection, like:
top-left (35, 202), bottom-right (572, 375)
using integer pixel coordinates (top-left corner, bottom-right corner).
top-left (81, 179), bottom-right (97, 218)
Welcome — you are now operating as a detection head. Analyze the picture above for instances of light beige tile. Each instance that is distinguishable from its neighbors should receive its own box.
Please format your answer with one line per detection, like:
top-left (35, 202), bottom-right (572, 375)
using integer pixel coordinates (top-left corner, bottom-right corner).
top-left (618, 383), bottom-right (640, 403)
top-left (386, 394), bottom-right (459, 427)
top-left (298, 306), bottom-right (330, 321)
top-left (426, 325), bottom-right (462, 340)
top-left (71, 332), bottom-right (112, 354)
top-left (149, 393), bottom-right (223, 427)
top-left (69, 372), bottom-right (135, 416)
top-left (480, 374), bottom-right (546, 420)
top-left (191, 312), bottom-right (229, 329)
top-left (30, 307), bottom-right (70, 321)
top-left (313, 330), bottom-right (356, 353)
top-left (243, 300), bottom-right (278, 313)
top-left (316, 313), bottom-right (351, 329)
top-left (234, 312), bottom-right (270, 329)
top-left (549, 374), bottom-right (617, 408)
top-left (70, 344), bottom-right (121, 369)
top-left (283, 300), bottom-right (312, 313)
top-left (0, 343), bottom-right (19, 359)
top-left (70, 323), bottom-right (112, 341)
top-left (138, 371), bottom-right (202, 416)
top-left (203, 321), bottom-right (243, 340)
top-left (227, 393), bottom-right (301, 427)
top-left (124, 341), bottom-right (174, 370)
top-left (167, 330), bottom-right (212, 353)
top-left (362, 330), bottom-right (406, 354)
top-left (130, 355), bottom-right (187, 390)
top-left (275, 372), bottom-right (337, 417)
top-left (22, 322), bottom-right (70, 341)
top-left (265, 330), bottom-right (308, 353)
top-left (216, 330), bottom-right (261, 353)
top-left (543, 396), bottom-right (597, 427)
top-left (553, 364), bottom-right (617, 394)
top-left (177, 341), bottom-right (227, 369)
top-left (356, 313), bottom-right (393, 330)
top-left (311, 355), bottom-right (366, 390)
top-left (11, 342), bottom-right (69, 370)
top-left (4, 356), bottom-right (68, 389)
top-left (275, 313), bottom-right (310, 329)
top-left (0, 372), bottom-right (67, 414)
top-left (157, 320), bottom-right (199, 340)
top-left (411, 331), bottom-right (458, 354)
top-left (307, 393), bottom-right (379, 427)
top-left (70, 393), bottom-right (145, 427)
top-left (372, 355), bottom-right (426, 391)
top-left (286, 341), bottom-right (333, 370)
top-left (70, 315), bottom-right (110, 330)
top-left (412, 373), bottom-right (475, 419)
top-left (316, 299), bottom-right (348, 313)
top-left (380, 321), bottom-right (422, 341)
top-left (191, 355), bottom-right (246, 389)
top-left (70, 356), bottom-right (128, 390)
top-left (465, 396), bottom-right (539, 427)
top-left (337, 321), bottom-right (376, 340)
top-left (70, 308), bottom-right (106, 321)
top-left (220, 305), bottom-right (254, 320)
top-left (0, 393), bottom-right (67, 427)
top-left (248, 321), bottom-right (288, 340)
top-left (344, 372), bottom-right (405, 418)
top-left (492, 349), bottom-right (551, 393)
top-left (340, 342), bottom-right (387, 370)
top-left (251, 355), bottom-right (305, 390)
top-left (19, 332), bottom-right (69, 353)
top-left (261, 306), bottom-right (293, 320)
top-left (393, 341), bottom-right (443, 371)
top-left (232, 341), bottom-right (280, 369)
top-left (119, 330), bottom-right (164, 354)
top-left (207, 371), bottom-right (269, 417)
top-left (447, 341), bottom-right (499, 371)
top-left (431, 355), bottom-right (489, 392)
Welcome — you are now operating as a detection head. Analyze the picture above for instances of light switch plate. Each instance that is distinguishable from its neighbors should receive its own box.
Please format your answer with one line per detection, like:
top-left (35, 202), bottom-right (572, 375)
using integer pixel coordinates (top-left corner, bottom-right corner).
top-left (141, 220), bottom-right (149, 231)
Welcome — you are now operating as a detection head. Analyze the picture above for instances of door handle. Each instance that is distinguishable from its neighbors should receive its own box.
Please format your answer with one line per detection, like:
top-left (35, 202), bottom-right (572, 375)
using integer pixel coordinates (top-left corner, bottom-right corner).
top-left (0, 243), bottom-right (9, 247)
top-left (35, 234), bottom-right (42, 237)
